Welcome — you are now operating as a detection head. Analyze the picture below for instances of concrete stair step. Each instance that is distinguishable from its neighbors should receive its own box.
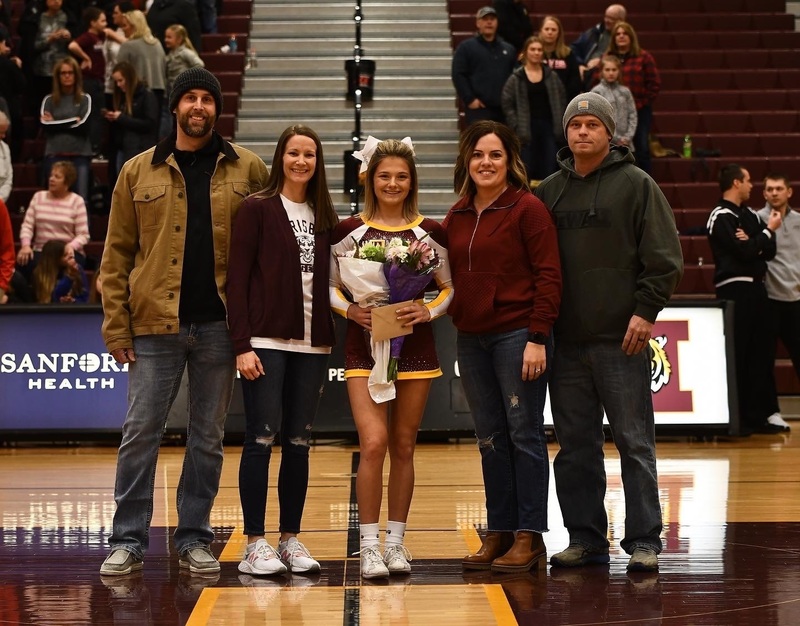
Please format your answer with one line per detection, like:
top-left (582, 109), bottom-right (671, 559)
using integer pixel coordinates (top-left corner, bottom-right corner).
top-left (253, 19), bottom-right (448, 36)
top-left (247, 56), bottom-right (452, 74)
top-left (253, 3), bottom-right (445, 21)
top-left (242, 75), bottom-right (454, 96)
top-left (251, 38), bottom-right (452, 56)
top-left (236, 118), bottom-right (459, 136)
top-left (238, 96), bottom-right (456, 115)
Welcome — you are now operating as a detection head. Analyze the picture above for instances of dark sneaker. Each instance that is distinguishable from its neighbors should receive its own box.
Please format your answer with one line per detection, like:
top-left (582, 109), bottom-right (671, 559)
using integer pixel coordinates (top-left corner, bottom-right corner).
top-left (100, 549), bottom-right (143, 576)
top-left (179, 546), bottom-right (220, 574)
top-left (627, 547), bottom-right (659, 572)
top-left (550, 544), bottom-right (610, 567)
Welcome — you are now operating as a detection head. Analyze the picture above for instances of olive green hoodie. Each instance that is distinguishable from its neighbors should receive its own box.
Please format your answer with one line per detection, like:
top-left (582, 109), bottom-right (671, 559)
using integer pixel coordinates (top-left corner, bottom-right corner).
top-left (534, 145), bottom-right (683, 342)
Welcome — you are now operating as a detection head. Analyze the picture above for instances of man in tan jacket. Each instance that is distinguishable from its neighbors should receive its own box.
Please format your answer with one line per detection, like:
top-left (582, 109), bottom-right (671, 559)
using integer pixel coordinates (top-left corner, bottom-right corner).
top-left (99, 67), bottom-right (268, 576)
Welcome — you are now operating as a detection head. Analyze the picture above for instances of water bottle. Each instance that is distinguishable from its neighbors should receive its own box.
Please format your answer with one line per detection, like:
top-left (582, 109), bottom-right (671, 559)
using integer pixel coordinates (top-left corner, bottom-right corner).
top-left (228, 35), bottom-right (237, 53)
top-left (249, 47), bottom-right (257, 68)
top-left (682, 134), bottom-right (692, 158)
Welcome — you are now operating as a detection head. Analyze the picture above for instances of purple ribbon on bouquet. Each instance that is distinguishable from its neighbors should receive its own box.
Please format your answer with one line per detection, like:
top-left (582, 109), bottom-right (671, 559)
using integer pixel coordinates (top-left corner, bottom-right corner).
top-left (382, 263), bottom-right (435, 380)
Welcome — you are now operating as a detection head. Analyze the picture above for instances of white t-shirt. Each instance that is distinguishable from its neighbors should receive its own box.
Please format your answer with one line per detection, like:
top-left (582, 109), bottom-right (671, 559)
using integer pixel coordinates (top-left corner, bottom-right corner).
top-left (250, 195), bottom-right (330, 354)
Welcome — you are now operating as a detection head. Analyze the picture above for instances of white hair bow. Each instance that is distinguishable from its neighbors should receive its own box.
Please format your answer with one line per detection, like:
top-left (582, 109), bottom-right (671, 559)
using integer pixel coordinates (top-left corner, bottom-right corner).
top-left (352, 135), bottom-right (415, 174)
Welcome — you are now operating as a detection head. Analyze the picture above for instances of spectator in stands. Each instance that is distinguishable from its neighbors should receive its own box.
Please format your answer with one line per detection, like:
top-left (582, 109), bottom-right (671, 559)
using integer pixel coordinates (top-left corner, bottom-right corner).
top-left (606, 21), bottom-right (660, 174)
top-left (146, 0), bottom-right (202, 51)
top-left (706, 164), bottom-right (782, 434)
top-left (32, 238), bottom-right (88, 303)
top-left (535, 92), bottom-right (682, 573)
top-left (104, 3), bottom-right (133, 105)
top-left (0, 196), bottom-right (13, 304)
top-left (31, 0), bottom-right (77, 106)
top-left (105, 61), bottom-right (159, 177)
top-left (452, 6), bottom-right (516, 127)
top-left (117, 10), bottom-right (167, 112)
top-left (0, 26), bottom-right (25, 161)
top-left (538, 16), bottom-right (582, 101)
top-left (68, 6), bottom-right (107, 155)
top-left (189, 0), bottom-right (216, 35)
top-left (226, 125), bottom-right (336, 578)
top-left (0, 0), bottom-right (9, 30)
top-left (17, 159), bottom-right (89, 275)
top-left (103, 2), bottom-right (134, 183)
top-left (590, 54), bottom-right (637, 149)
top-left (0, 111), bottom-right (11, 202)
top-left (757, 173), bottom-right (799, 430)
top-left (162, 23), bottom-right (204, 137)
top-left (501, 35), bottom-right (566, 182)
top-left (88, 269), bottom-right (102, 303)
top-left (445, 121), bottom-right (560, 574)
top-left (40, 55), bottom-right (93, 203)
top-left (492, 0), bottom-right (532, 55)
top-left (571, 4), bottom-right (626, 89)
top-left (98, 67), bottom-right (268, 577)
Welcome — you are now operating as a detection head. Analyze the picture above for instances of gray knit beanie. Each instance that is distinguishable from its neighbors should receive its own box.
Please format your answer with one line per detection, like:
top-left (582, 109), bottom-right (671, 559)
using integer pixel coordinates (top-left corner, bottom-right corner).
top-left (169, 67), bottom-right (223, 115)
top-left (562, 92), bottom-right (616, 137)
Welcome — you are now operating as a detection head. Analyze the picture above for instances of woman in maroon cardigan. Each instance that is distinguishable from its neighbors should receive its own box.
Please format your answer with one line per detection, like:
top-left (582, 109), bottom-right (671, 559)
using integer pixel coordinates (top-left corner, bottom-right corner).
top-left (443, 120), bottom-right (561, 574)
top-left (226, 125), bottom-right (338, 577)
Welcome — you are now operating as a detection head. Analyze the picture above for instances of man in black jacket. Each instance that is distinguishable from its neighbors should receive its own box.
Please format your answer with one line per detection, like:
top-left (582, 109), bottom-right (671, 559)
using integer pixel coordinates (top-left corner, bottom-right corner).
top-left (707, 164), bottom-right (783, 434)
top-left (451, 6), bottom-right (516, 127)
top-left (146, 0), bottom-right (202, 51)
top-left (570, 4), bottom-right (626, 89)
top-left (492, 0), bottom-right (532, 55)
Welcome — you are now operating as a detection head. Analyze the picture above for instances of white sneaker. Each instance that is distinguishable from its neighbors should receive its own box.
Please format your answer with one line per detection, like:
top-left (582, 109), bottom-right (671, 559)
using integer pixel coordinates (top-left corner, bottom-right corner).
top-left (383, 544), bottom-right (412, 574)
top-left (238, 539), bottom-right (288, 576)
top-left (768, 413), bottom-right (791, 431)
top-left (279, 537), bottom-right (320, 573)
top-left (360, 545), bottom-right (389, 579)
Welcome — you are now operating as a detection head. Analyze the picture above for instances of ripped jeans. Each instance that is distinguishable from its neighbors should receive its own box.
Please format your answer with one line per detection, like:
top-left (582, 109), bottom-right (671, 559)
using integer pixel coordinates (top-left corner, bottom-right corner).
top-left (239, 348), bottom-right (329, 536)
top-left (457, 328), bottom-right (551, 533)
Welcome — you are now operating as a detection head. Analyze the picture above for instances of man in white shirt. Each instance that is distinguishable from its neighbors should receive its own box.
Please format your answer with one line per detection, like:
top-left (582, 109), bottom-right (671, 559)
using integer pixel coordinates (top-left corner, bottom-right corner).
top-left (757, 173), bottom-right (799, 431)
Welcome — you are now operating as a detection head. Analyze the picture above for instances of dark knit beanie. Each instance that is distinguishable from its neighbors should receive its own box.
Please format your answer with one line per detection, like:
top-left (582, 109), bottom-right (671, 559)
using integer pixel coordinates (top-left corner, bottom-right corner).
top-left (168, 67), bottom-right (223, 115)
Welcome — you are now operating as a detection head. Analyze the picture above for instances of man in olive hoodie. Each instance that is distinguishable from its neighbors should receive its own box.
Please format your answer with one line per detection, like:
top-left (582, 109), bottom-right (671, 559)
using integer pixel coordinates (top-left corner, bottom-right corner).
top-left (534, 93), bottom-right (682, 573)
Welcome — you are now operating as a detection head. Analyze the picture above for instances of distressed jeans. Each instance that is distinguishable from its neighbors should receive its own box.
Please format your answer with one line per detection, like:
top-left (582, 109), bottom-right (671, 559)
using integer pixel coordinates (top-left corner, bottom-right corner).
top-left (109, 322), bottom-right (235, 558)
top-left (550, 340), bottom-right (662, 555)
top-left (457, 328), bottom-right (551, 532)
top-left (238, 349), bottom-right (329, 536)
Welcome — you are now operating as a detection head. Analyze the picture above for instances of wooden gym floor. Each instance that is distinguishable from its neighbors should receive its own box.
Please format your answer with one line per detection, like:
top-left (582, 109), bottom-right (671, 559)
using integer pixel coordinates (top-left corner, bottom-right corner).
top-left (1, 430), bottom-right (800, 625)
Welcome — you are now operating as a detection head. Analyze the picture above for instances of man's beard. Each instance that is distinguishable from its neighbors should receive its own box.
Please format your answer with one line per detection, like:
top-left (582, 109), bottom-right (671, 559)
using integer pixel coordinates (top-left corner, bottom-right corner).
top-left (177, 110), bottom-right (215, 138)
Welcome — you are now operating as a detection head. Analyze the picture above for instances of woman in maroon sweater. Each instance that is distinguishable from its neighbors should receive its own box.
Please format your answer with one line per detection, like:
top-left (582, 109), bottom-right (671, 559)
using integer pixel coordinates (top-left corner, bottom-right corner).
top-left (443, 120), bottom-right (561, 573)
top-left (226, 125), bottom-right (338, 577)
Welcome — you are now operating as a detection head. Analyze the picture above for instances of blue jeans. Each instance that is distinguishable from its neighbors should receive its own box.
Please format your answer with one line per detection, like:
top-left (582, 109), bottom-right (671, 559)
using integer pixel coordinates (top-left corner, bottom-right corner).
top-left (457, 328), bottom-right (551, 532)
top-left (189, 0), bottom-right (217, 33)
top-left (633, 104), bottom-right (653, 174)
top-left (522, 118), bottom-right (557, 181)
top-left (239, 349), bottom-right (329, 536)
top-left (109, 322), bottom-right (235, 559)
top-left (550, 340), bottom-right (662, 555)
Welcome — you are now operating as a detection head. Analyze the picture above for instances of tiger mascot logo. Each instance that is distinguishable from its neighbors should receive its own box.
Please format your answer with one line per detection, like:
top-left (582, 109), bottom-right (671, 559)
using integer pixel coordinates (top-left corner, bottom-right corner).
top-left (649, 335), bottom-right (672, 393)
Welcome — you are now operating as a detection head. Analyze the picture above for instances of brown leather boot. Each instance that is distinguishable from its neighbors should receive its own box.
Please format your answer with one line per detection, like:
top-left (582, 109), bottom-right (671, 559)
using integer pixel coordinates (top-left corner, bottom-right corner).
top-left (462, 531), bottom-right (514, 570)
top-left (491, 531), bottom-right (547, 573)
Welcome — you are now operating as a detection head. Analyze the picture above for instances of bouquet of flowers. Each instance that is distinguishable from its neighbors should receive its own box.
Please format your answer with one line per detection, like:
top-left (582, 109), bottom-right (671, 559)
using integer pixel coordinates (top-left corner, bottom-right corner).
top-left (382, 236), bottom-right (441, 380)
top-left (336, 234), bottom-right (442, 402)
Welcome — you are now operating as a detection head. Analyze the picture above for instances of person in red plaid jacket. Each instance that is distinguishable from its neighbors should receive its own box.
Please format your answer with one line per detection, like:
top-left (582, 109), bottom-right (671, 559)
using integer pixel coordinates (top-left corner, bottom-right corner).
top-left (606, 21), bottom-right (660, 174)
